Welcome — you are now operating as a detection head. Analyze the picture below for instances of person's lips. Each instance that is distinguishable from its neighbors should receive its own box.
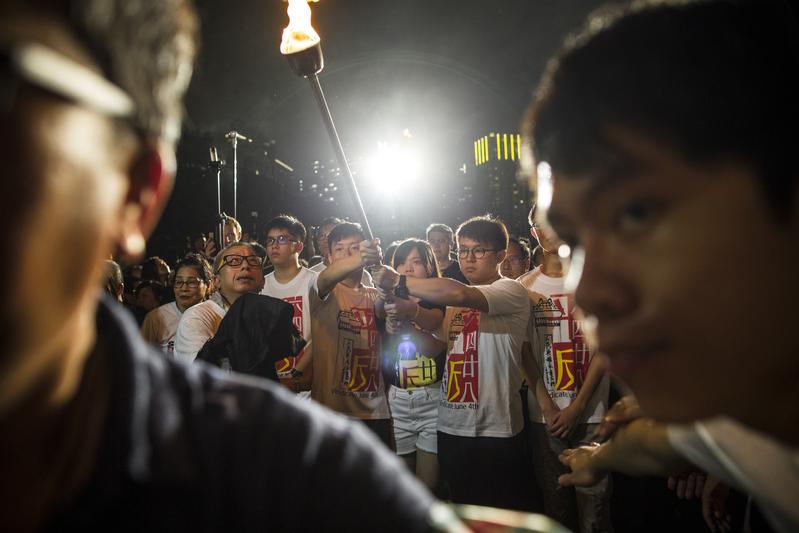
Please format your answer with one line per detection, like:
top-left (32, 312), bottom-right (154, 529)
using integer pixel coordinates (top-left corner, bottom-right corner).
top-left (599, 334), bottom-right (669, 381)
top-left (236, 275), bottom-right (256, 283)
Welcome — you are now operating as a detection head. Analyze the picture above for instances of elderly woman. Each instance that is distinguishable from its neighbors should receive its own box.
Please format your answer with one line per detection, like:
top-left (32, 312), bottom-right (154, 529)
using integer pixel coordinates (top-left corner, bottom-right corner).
top-left (141, 253), bottom-right (212, 356)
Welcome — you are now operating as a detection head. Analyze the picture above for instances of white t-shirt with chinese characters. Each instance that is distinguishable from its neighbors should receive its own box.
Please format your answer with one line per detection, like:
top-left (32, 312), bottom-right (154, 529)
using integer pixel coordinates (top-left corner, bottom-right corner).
top-left (261, 267), bottom-right (319, 396)
top-left (310, 282), bottom-right (389, 420)
top-left (436, 277), bottom-right (529, 438)
top-left (518, 267), bottom-right (608, 424)
top-left (140, 301), bottom-right (182, 357)
top-left (174, 291), bottom-right (226, 363)
top-left (310, 261), bottom-right (374, 287)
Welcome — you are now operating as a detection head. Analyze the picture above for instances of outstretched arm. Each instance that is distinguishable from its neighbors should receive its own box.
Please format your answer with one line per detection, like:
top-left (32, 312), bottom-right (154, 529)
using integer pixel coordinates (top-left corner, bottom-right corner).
top-left (373, 265), bottom-right (489, 311)
top-left (558, 418), bottom-right (689, 487)
top-left (317, 239), bottom-right (381, 298)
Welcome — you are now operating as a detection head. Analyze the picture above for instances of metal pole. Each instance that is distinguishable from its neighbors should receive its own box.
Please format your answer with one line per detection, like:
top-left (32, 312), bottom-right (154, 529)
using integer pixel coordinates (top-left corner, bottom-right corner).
top-left (306, 74), bottom-right (374, 241)
top-left (231, 136), bottom-right (238, 219)
top-left (216, 168), bottom-right (223, 245)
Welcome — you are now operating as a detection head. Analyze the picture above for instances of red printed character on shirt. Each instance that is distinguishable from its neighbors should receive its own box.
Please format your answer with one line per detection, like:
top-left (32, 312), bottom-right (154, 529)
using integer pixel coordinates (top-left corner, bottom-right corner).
top-left (275, 295), bottom-right (305, 378)
top-left (546, 293), bottom-right (589, 392)
top-left (445, 309), bottom-right (480, 403)
top-left (339, 307), bottom-right (381, 393)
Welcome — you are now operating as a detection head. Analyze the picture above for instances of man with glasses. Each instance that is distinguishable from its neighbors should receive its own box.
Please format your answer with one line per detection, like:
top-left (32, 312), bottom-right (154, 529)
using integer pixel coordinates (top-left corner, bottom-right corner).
top-left (374, 216), bottom-right (535, 511)
top-left (501, 236), bottom-right (532, 280)
top-left (262, 215), bottom-right (314, 393)
top-left (174, 242), bottom-right (265, 363)
top-left (426, 223), bottom-right (468, 284)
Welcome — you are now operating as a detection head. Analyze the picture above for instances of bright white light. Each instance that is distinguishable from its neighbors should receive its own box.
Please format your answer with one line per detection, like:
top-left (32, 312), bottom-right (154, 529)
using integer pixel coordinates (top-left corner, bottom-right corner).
top-left (563, 246), bottom-right (584, 293)
top-left (365, 141), bottom-right (420, 195)
top-left (536, 161), bottom-right (553, 210)
top-left (558, 244), bottom-right (571, 258)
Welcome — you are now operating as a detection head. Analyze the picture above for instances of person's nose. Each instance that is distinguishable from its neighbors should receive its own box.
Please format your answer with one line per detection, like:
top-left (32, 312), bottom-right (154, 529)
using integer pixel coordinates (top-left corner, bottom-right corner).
top-left (573, 233), bottom-right (638, 323)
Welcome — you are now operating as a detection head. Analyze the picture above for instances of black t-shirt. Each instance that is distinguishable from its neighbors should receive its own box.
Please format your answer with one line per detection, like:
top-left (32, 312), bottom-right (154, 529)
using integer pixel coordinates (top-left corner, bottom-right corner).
top-left (49, 297), bottom-right (436, 532)
top-left (441, 261), bottom-right (469, 285)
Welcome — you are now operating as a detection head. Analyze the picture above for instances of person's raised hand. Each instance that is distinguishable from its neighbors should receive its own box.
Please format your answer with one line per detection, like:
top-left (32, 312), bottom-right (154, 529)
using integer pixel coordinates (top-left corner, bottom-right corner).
top-left (373, 265), bottom-right (400, 293)
top-left (359, 239), bottom-right (382, 267)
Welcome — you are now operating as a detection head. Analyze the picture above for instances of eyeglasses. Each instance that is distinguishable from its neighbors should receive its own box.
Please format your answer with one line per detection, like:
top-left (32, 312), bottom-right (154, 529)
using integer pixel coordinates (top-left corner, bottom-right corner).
top-left (222, 254), bottom-right (264, 268)
top-left (428, 237), bottom-right (451, 246)
top-left (174, 277), bottom-right (204, 288)
top-left (2, 42), bottom-right (134, 119)
top-left (265, 235), bottom-right (298, 247)
top-left (457, 247), bottom-right (497, 260)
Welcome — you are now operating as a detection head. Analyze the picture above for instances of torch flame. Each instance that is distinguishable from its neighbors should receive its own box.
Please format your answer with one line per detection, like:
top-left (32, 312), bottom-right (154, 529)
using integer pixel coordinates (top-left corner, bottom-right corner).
top-left (280, 0), bottom-right (321, 55)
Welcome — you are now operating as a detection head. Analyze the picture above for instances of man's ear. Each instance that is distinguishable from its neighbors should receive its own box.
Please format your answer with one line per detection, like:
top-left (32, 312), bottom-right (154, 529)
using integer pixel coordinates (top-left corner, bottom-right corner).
top-left (117, 143), bottom-right (174, 261)
top-left (495, 249), bottom-right (507, 263)
top-left (295, 241), bottom-right (305, 255)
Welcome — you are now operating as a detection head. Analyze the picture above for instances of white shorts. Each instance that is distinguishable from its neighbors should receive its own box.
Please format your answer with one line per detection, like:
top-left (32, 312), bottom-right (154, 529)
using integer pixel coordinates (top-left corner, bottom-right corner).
top-left (389, 384), bottom-right (440, 455)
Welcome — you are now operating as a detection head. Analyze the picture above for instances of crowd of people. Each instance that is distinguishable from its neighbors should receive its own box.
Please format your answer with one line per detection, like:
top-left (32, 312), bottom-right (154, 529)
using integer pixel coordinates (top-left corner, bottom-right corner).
top-left (3, 0), bottom-right (797, 531)
top-left (109, 210), bottom-right (610, 528)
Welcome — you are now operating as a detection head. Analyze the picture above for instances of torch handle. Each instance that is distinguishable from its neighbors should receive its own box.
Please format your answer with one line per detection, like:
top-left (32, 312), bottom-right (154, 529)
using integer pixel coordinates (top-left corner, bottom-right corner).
top-left (307, 74), bottom-right (374, 241)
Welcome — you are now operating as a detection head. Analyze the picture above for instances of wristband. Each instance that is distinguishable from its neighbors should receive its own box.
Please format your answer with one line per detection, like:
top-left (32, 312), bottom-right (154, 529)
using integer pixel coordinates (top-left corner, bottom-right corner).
top-left (394, 274), bottom-right (409, 299)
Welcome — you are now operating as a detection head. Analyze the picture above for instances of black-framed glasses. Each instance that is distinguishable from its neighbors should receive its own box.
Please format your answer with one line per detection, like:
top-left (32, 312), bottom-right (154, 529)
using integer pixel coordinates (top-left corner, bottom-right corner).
top-left (222, 254), bottom-right (264, 268)
top-left (457, 247), bottom-right (497, 260)
top-left (174, 277), bottom-right (204, 288)
top-left (265, 234), bottom-right (298, 247)
top-left (427, 237), bottom-right (451, 246)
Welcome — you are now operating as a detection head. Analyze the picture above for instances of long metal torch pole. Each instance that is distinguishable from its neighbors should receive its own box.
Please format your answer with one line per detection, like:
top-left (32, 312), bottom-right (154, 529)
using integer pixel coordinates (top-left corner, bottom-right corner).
top-left (231, 136), bottom-right (238, 219)
top-left (306, 74), bottom-right (374, 241)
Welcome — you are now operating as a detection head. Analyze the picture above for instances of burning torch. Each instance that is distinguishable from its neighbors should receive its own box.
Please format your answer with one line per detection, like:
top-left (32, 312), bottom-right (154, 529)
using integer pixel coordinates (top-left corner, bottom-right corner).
top-left (280, 0), bottom-right (374, 241)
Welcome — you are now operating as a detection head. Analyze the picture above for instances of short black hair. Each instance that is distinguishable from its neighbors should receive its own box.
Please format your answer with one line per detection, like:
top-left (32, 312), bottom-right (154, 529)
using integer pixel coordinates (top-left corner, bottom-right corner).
top-left (265, 214), bottom-right (307, 242)
top-left (456, 215), bottom-right (509, 252)
top-left (327, 222), bottom-right (364, 250)
top-left (426, 223), bottom-right (454, 238)
top-left (141, 256), bottom-right (170, 281)
top-left (508, 236), bottom-right (530, 260)
top-left (175, 253), bottom-right (212, 284)
top-left (69, 0), bottom-right (198, 141)
top-left (524, 0), bottom-right (799, 221)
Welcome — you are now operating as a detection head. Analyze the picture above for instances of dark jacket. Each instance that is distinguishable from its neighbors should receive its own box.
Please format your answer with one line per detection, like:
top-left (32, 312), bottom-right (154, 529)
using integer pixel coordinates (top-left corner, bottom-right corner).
top-left (196, 293), bottom-right (306, 381)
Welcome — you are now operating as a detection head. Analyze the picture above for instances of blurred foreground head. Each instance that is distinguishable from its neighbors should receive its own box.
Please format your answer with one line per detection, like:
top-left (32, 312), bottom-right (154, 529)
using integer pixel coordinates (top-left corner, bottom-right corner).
top-left (0, 0), bottom-right (197, 414)
top-left (523, 0), bottom-right (799, 441)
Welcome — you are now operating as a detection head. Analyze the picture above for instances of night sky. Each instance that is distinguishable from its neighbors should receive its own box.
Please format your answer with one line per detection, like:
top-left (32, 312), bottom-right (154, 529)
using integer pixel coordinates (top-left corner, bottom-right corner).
top-left (150, 0), bottom-right (609, 260)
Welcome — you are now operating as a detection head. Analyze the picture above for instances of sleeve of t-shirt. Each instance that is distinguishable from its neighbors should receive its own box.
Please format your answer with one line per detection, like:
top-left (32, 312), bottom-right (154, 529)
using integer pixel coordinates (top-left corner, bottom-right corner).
top-left (305, 270), bottom-right (323, 312)
top-left (174, 305), bottom-right (218, 363)
top-left (140, 308), bottom-right (162, 344)
top-left (476, 278), bottom-right (529, 316)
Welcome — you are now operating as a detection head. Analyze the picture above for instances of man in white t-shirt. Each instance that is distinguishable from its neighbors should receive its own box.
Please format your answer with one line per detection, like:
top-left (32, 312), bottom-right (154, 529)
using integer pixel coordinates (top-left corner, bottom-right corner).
top-left (310, 222), bottom-right (389, 444)
top-left (374, 215), bottom-right (535, 511)
top-left (260, 214), bottom-right (319, 395)
top-left (519, 206), bottom-right (611, 533)
top-left (174, 242), bottom-right (265, 363)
